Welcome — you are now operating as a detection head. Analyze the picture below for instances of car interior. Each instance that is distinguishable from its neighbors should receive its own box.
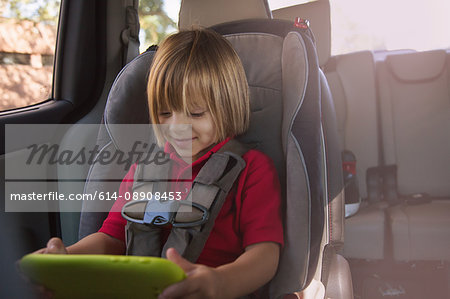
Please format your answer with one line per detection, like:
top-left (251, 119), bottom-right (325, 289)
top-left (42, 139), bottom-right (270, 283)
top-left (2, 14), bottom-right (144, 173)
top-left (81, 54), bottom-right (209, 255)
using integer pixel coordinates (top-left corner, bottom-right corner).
top-left (1, 0), bottom-right (449, 298)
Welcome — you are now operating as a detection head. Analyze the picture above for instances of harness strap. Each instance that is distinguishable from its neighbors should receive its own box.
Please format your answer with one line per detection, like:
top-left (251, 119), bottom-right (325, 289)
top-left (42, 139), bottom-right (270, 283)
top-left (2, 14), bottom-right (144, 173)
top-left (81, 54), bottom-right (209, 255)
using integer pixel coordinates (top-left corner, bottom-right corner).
top-left (123, 154), bottom-right (171, 256)
top-left (173, 153), bottom-right (230, 223)
top-left (163, 150), bottom-right (246, 262)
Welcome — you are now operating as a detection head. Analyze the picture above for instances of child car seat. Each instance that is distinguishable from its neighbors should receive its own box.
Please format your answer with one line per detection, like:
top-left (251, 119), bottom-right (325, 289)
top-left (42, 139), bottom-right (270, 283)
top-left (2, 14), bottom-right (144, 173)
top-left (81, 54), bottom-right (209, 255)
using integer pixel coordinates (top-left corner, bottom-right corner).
top-left (81, 22), bottom-right (321, 298)
top-left (80, 2), bottom-right (350, 297)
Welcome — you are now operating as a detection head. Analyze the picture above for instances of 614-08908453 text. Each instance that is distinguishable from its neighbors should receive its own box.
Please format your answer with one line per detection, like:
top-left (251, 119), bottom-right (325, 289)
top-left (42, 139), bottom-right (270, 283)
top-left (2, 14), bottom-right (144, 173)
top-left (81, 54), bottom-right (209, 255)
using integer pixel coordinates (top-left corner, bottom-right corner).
top-left (9, 191), bottom-right (182, 201)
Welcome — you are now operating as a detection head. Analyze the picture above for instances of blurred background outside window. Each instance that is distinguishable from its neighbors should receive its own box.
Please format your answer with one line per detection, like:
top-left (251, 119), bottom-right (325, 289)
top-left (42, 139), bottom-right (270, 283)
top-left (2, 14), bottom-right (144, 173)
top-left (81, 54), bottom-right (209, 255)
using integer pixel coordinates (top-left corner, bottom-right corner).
top-left (0, 0), bottom-right (60, 111)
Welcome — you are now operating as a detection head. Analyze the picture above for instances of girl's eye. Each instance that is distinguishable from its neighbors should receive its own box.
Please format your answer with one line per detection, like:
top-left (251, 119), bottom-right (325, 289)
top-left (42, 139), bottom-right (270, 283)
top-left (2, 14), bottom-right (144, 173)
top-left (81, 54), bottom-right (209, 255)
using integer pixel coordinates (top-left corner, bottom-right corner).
top-left (189, 111), bottom-right (206, 118)
top-left (159, 111), bottom-right (172, 118)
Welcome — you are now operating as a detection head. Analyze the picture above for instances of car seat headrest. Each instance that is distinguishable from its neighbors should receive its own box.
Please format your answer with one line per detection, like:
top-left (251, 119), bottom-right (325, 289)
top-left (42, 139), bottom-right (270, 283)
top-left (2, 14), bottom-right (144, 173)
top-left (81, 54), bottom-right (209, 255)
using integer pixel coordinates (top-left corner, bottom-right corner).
top-left (386, 50), bottom-right (447, 82)
top-left (178, 0), bottom-right (272, 30)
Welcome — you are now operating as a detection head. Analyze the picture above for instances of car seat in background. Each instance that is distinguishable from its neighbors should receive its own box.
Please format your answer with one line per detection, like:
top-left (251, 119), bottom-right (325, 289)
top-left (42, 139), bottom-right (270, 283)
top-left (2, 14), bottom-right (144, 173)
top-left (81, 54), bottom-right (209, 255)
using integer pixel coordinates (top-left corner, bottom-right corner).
top-left (324, 51), bottom-right (387, 261)
top-left (80, 0), bottom-right (351, 297)
top-left (376, 50), bottom-right (450, 262)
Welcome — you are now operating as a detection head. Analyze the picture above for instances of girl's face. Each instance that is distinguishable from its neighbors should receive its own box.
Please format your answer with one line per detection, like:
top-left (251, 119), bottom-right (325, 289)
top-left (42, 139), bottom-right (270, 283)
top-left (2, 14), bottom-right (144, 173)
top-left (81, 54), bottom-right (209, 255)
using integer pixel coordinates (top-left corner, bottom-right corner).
top-left (158, 106), bottom-right (217, 163)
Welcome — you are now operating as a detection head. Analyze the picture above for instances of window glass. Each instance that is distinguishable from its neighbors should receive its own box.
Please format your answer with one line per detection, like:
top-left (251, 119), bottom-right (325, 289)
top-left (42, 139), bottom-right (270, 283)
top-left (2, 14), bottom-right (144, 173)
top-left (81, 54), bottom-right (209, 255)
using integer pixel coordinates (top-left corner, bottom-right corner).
top-left (138, 0), bottom-right (180, 53)
top-left (0, 0), bottom-right (60, 112)
top-left (330, 0), bottom-right (450, 55)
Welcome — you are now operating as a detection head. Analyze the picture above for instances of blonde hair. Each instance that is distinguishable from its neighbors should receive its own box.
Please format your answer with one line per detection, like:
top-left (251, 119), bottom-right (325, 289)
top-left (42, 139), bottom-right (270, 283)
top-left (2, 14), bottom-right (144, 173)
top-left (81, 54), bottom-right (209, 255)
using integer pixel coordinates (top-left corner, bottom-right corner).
top-left (147, 29), bottom-right (250, 143)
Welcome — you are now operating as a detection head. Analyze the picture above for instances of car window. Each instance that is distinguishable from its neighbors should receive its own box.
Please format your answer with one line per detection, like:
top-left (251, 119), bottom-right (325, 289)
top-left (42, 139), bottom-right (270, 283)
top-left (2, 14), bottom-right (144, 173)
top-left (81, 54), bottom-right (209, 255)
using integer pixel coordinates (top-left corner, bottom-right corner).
top-left (330, 0), bottom-right (450, 55)
top-left (138, 0), bottom-right (180, 53)
top-left (0, 0), bottom-right (60, 112)
top-left (269, 0), bottom-right (450, 55)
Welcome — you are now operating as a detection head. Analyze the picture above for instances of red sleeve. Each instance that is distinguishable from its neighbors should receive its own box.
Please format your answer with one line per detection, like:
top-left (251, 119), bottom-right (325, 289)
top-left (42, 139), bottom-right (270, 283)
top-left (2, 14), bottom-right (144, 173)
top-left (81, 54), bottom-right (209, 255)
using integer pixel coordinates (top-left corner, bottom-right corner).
top-left (98, 164), bottom-right (137, 242)
top-left (239, 150), bottom-right (284, 248)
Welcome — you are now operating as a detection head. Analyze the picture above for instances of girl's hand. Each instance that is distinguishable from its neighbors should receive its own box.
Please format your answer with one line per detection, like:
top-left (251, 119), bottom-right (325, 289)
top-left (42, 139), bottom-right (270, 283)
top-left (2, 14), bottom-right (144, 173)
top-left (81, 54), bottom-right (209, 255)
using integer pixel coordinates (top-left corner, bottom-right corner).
top-left (33, 237), bottom-right (68, 254)
top-left (159, 248), bottom-right (225, 299)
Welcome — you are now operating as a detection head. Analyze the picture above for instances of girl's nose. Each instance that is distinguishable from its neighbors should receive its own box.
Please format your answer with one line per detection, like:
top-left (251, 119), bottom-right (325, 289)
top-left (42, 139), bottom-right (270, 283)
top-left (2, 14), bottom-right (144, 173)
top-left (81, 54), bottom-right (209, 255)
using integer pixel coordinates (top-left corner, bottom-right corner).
top-left (170, 112), bottom-right (187, 124)
top-left (169, 112), bottom-right (191, 134)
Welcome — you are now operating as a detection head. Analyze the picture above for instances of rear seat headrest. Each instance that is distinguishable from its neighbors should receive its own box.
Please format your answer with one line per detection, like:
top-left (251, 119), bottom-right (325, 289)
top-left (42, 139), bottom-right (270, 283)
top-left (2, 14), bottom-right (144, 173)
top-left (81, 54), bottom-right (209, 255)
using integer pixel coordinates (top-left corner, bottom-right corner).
top-left (178, 0), bottom-right (271, 30)
top-left (272, 0), bottom-right (331, 67)
top-left (386, 50), bottom-right (447, 82)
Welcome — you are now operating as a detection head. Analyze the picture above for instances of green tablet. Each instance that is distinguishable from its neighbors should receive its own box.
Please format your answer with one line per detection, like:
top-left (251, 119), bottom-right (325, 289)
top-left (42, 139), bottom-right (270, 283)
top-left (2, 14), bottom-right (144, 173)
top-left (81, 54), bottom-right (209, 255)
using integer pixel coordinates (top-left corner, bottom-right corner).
top-left (19, 254), bottom-right (186, 299)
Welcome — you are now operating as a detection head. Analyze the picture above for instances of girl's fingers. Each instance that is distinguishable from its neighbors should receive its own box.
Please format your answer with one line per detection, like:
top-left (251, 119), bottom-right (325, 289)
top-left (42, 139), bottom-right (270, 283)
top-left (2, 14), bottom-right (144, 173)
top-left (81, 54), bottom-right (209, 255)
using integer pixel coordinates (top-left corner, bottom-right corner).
top-left (161, 249), bottom-right (205, 299)
top-left (45, 238), bottom-right (67, 254)
top-left (165, 248), bottom-right (196, 273)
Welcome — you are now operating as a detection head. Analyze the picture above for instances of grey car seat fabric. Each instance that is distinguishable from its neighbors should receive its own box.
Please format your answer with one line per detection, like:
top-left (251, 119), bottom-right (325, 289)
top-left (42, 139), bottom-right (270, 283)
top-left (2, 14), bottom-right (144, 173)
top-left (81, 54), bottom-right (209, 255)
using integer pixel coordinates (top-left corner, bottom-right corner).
top-left (212, 19), bottom-right (325, 296)
top-left (80, 19), bottom-right (326, 297)
top-left (377, 49), bottom-right (450, 262)
top-left (255, 2), bottom-right (352, 296)
top-left (271, 3), bottom-right (352, 296)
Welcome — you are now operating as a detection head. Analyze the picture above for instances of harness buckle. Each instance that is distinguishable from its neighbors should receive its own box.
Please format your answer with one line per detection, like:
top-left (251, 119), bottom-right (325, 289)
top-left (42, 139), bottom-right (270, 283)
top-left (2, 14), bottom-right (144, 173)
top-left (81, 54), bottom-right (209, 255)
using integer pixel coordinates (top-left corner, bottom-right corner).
top-left (122, 199), bottom-right (179, 227)
top-left (143, 200), bottom-right (179, 226)
top-left (121, 199), bottom-right (210, 227)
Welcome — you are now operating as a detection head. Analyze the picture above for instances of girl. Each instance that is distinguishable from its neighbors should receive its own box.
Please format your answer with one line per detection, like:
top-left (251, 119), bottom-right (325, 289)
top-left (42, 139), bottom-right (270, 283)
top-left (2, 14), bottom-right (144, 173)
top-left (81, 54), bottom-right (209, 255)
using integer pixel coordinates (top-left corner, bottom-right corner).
top-left (38, 29), bottom-right (283, 299)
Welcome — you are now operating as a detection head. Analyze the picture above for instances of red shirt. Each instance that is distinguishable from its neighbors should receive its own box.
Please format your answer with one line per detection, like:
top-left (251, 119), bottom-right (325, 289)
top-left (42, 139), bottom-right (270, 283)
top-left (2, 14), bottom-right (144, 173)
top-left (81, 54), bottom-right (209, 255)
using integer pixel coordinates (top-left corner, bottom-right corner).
top-left (99, 138), bottom-right (283, 267)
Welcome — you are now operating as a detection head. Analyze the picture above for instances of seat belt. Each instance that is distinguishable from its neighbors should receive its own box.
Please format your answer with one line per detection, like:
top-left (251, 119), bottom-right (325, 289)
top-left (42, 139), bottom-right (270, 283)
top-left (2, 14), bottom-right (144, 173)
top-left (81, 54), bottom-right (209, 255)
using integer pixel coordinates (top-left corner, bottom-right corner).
top-left (121, 0), bottom-right (140, 65)
top-left (122, 139), bottom-right (250, 262)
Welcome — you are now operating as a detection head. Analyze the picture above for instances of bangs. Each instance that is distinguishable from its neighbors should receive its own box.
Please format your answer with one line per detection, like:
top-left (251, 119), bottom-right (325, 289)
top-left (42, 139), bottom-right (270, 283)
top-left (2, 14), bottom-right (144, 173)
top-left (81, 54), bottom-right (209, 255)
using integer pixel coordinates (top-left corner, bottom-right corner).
top-left (152, 52), bottom-right (212, 116)
top-left (183, 68), bottom-right (214, 112)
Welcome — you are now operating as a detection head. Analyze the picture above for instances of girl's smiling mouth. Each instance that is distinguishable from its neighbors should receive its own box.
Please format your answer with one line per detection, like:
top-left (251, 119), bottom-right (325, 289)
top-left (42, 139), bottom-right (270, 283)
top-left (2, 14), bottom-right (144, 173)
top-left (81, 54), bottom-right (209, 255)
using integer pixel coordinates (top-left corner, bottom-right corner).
top-left (170, 136), bottom-right (195, 149)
